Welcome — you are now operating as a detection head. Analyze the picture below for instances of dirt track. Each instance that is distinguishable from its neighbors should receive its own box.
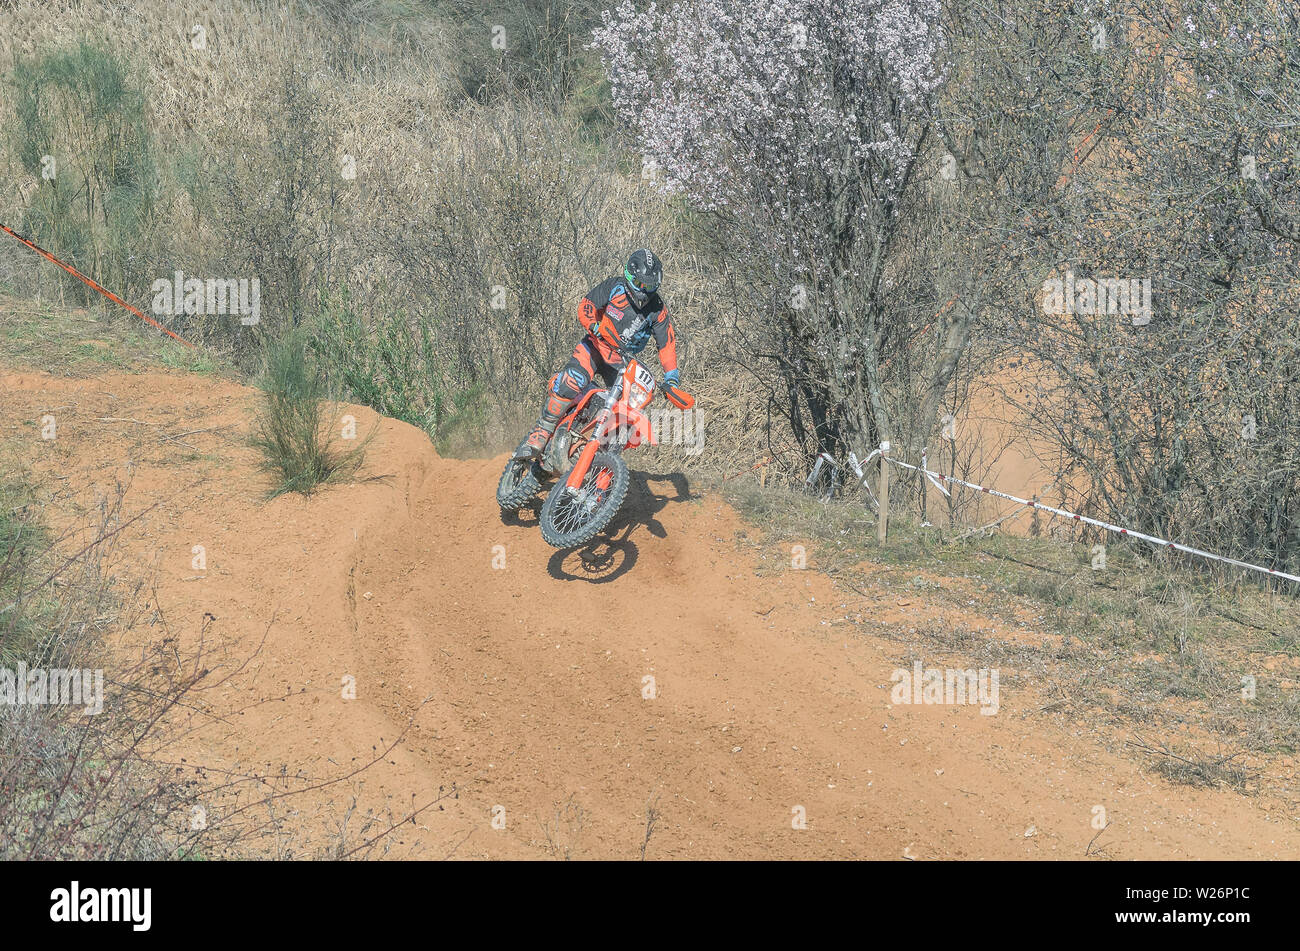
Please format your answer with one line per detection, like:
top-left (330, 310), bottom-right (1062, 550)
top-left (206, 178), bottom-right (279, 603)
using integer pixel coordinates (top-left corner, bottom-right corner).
top-left (4, 368), bottom-right (1297, 859)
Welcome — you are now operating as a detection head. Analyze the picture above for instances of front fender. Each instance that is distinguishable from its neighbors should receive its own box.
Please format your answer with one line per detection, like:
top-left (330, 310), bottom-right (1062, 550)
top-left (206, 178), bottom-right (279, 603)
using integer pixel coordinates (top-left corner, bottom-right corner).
top-left (606, 405), bottom-right (655, 448)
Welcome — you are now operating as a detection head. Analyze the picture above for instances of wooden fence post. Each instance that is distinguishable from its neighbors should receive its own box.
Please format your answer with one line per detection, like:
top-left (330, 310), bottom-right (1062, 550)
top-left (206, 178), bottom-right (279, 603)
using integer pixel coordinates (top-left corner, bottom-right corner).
top-left (876, 440), bottom-right (891, 544)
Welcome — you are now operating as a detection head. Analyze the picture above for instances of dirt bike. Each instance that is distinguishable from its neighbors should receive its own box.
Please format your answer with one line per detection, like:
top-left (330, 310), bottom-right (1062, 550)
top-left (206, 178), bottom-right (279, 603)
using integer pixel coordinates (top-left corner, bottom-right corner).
top-left (497, 336), bottom-right (694, 549)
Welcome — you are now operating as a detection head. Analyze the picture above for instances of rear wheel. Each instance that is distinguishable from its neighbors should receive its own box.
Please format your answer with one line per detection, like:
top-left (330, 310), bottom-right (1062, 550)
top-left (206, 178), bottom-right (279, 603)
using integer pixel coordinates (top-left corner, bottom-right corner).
top-left (539, 450), bottom-right (629, 548)
top-left (497, 456), bottom-right (542, 511)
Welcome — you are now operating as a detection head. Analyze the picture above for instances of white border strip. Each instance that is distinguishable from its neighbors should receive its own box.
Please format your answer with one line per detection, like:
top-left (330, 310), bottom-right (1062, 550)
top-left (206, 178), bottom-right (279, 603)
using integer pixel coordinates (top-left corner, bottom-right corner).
top-left (880, 454), bottom-right (1300, 585)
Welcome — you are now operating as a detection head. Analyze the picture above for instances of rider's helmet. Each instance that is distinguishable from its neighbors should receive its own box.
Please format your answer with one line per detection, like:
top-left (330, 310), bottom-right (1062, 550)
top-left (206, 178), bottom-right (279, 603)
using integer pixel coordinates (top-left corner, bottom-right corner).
top-left (623, 248), bottom-right (662, 308)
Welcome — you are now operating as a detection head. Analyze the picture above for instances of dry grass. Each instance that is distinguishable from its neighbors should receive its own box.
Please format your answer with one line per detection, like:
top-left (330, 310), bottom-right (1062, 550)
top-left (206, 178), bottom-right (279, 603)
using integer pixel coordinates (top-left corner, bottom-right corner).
top-left (0, 1), bottom-right (435, 139)
top-left (0, 0), bottom-right (770, 465)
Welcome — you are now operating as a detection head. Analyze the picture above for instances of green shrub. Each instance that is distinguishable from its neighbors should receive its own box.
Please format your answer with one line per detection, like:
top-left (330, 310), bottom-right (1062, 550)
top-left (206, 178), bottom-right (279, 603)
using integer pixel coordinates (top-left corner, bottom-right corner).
top-left (308, 290), bottom-right (502, 454)
top-left (9, 42), bottom-right (156, 299)
top-left (434, 382), bottom-right (492, 456)
top-left (250, 330), bottom-right (370, 497)
top-left (308, 289), bottom-right (445, 436)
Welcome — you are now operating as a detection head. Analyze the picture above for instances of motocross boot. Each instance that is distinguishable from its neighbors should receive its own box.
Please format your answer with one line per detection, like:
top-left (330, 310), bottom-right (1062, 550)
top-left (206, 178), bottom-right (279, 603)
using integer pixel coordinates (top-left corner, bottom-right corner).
top-left (512, 392), bottom-right (571, 461)
top-left (513, 422), bottom-right (554, 461)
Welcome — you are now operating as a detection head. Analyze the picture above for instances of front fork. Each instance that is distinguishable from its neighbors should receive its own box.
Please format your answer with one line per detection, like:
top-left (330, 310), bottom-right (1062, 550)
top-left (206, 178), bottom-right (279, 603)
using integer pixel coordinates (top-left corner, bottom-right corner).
top-left (560, 376), bottom-right (625, 492)
top-left (564, 408), bottom-right (610, 490)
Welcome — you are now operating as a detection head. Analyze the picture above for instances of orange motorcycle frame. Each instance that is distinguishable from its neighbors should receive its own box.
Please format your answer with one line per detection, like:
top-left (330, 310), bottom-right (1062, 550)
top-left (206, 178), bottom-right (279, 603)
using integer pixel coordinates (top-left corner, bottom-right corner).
top-left (555, 359), bottom-right (656, 489)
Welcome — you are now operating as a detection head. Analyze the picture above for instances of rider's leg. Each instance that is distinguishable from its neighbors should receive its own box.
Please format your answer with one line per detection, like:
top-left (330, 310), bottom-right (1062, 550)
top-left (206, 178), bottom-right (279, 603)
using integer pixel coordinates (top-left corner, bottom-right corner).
top-left (514, 342), bottom-right (597, 459)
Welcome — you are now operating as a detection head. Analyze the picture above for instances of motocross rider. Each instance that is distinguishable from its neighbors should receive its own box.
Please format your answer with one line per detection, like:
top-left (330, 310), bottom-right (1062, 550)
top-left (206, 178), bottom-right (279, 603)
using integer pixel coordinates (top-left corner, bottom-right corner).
top-left (513, 248), bottom-right (688, 460)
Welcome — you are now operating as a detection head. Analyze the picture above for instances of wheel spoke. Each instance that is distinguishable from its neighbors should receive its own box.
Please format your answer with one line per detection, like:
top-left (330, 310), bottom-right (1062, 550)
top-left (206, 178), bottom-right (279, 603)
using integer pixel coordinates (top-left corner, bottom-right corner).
top-left (542, 453), bottom-right (624, 548)
top-left (556, 465), bottom-right (611, 533)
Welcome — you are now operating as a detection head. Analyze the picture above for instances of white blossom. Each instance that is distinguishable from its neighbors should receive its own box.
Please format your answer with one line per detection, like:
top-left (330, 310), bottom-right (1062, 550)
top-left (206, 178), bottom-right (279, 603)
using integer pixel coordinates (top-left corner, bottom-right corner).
top-left (593, 0), bottom-right (947, 254)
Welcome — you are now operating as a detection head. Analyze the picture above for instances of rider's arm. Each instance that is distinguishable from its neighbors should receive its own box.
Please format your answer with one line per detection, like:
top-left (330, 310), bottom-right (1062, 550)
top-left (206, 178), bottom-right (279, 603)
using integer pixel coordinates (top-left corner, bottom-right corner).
top-left (577, 277), bottom-right (619, 337)
top-left (651, 303), bottom-right (679, 374)
top-left (577, 295), bottom-right (600, 336)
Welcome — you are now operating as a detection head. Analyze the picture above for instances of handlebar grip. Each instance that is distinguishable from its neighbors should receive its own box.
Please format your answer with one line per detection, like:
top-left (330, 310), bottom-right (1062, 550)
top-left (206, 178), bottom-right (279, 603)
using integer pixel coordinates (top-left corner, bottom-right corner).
top-left (663, 381), bottom-right (695, 410)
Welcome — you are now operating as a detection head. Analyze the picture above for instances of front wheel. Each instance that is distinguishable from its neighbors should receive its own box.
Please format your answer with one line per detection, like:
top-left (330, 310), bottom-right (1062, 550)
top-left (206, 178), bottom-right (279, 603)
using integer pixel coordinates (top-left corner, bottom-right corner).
top-left (539, 450), bottom-right (629, 548)
top-left (497, 456), bottom-right (542, 511)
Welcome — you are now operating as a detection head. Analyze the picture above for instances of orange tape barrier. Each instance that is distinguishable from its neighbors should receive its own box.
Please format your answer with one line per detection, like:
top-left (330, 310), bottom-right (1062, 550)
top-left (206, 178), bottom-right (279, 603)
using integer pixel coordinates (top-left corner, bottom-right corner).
top-left (1, 223), bottom-right (194, 348)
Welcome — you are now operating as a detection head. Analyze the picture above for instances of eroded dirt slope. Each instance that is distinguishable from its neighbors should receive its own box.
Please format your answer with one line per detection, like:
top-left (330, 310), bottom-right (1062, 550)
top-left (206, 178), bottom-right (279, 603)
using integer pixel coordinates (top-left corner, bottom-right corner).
top-left (3, 368), bottom-right (1296, 859)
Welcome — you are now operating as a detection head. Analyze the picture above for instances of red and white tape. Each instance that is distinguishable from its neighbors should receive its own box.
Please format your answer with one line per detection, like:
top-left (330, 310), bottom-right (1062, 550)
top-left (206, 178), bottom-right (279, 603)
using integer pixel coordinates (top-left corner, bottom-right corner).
top-left (845, 446), bottom-right (1299, 586)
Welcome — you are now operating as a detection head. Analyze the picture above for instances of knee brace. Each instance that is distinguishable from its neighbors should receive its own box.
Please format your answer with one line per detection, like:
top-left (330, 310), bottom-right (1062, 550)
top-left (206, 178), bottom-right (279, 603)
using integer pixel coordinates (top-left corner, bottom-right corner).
top-left (541, 368), bottom-right (582, 421)
top-left (555, 366), bottom-right (589, 399)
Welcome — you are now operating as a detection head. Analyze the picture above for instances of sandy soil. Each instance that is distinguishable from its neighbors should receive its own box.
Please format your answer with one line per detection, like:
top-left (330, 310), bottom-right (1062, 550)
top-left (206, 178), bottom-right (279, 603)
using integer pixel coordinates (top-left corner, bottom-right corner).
top-left (3, 368), bottom-right (1296, 859)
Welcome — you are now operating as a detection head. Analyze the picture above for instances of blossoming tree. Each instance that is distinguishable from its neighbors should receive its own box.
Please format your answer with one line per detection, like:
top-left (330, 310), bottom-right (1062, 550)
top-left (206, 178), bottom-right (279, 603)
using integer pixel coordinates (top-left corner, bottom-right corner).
top-left (594, 0), bottom-right (950, 458)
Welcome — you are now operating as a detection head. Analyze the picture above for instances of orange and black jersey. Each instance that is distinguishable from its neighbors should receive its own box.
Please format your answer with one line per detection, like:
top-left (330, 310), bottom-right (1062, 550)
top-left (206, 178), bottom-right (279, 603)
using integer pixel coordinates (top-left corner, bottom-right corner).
top-left (577, 275), bottom-right (679, 373)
